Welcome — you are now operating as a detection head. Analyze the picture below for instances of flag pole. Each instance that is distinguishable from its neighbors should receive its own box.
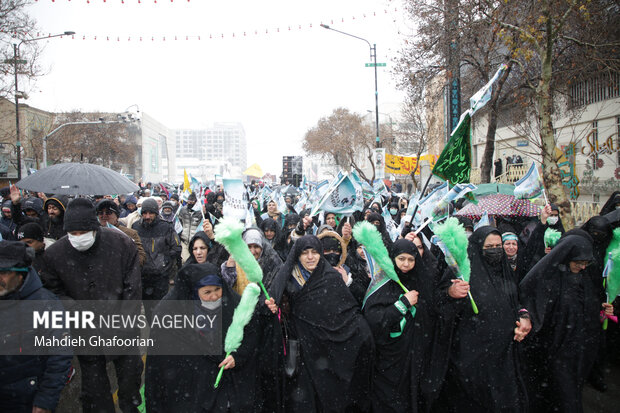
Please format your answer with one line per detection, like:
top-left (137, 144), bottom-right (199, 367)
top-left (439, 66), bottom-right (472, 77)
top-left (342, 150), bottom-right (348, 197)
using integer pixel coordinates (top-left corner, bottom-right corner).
top-left (403, 166), bottom-right (436, 237)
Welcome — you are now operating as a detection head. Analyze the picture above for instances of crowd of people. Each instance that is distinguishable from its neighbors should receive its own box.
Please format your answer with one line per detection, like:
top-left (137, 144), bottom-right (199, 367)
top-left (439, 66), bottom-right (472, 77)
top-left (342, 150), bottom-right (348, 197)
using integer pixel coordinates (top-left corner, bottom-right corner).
top-left (0, 180), bottom-right (619, 412)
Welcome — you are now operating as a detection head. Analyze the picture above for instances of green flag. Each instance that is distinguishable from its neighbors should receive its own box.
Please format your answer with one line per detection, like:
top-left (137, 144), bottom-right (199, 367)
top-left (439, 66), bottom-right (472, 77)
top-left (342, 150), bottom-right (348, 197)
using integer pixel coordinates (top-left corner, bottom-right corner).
top-left (433, 112), bottom-right (471, 184)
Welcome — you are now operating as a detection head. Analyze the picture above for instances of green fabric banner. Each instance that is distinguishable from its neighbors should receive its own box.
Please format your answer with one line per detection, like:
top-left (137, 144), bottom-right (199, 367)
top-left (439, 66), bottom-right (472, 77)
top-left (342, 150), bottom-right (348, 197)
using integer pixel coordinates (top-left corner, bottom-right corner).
top-left (433, 112), bottom-right (472, 184)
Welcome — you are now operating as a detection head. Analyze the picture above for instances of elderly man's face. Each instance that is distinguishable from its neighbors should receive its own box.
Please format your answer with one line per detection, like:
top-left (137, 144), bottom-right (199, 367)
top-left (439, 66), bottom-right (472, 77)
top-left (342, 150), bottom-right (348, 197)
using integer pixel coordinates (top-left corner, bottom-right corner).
top-left (0, 270), bottom-right (23, 297)
top-left (97, 208), bottom-right (118, 226)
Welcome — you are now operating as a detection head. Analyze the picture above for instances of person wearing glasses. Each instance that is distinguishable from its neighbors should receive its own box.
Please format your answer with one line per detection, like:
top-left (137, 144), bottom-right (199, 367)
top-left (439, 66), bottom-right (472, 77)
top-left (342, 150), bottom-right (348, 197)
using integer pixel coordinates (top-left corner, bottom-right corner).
top-left (96, 199), bottom-right (146, 267)
top-left (520, 231), bottom-right (613, 412)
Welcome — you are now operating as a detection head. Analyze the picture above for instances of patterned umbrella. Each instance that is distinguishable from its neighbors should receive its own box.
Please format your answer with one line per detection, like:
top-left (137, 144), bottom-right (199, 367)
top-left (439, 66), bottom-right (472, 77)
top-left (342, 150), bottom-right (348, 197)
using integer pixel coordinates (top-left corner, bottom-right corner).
top-left (455, 193), bottom-right (540, 219)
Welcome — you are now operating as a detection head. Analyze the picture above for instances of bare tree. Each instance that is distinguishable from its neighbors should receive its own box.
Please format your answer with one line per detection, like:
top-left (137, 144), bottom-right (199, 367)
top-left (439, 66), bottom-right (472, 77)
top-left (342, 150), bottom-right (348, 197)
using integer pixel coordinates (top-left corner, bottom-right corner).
top-left (395, 0), bottom-right (520, 183)
top-left (45, 111), bottom-right (137, 169)
top-left (0, 1), bottom-right (42, 99)
top-left (486, 0), bottom-right (620, 225)
top-left (303, 107), bottom-right (379, 184)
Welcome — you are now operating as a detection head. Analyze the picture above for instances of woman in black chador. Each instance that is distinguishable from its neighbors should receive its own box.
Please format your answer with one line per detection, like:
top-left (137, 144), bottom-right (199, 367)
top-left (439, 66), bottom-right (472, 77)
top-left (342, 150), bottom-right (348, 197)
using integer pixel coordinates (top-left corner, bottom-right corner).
top-left (437, 226), bottom-right (529, 412)
top-left (520, 232), bottom-right (613, 413)
top-left (362, 238), bottom-right (437, 413)
top-left (145, 263), bottom-right (259, 412)
top-left (266, 235), bottom-right (374, 412)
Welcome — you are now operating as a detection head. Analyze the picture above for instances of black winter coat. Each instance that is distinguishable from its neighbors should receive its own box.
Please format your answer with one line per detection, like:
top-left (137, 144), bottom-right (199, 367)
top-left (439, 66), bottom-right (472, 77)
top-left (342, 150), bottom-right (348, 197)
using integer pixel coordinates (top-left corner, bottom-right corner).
top-left (40, 227), bottom-right (142, 301)
top-left (0, 269), bottom-right (72, 412)
top-left (132, 217), bottom-right (181, 277)
top-left (145, 263), bottom-right (259, 412)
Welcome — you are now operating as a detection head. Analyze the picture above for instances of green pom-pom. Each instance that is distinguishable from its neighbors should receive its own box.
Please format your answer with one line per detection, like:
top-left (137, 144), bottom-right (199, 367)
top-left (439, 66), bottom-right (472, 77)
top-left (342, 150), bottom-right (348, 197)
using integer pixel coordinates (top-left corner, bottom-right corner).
top-left (433, 217), bottom-right (471, 281)
top-left (224, 283), bottom-right (261, 353)
top-left (605, 228), bottom-right (620, 300)
top-left (544, 228), bottom-right (561, 248)
top-left (214, 217), bottom-right (264, 284)
top-left (352, 221), bottom-right (400, 285)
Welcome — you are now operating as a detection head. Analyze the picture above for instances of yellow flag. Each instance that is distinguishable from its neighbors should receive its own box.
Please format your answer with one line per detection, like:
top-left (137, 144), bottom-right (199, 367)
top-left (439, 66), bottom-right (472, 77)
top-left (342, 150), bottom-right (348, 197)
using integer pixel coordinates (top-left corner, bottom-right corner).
top-left (183, 169), bottom-right (192, 193)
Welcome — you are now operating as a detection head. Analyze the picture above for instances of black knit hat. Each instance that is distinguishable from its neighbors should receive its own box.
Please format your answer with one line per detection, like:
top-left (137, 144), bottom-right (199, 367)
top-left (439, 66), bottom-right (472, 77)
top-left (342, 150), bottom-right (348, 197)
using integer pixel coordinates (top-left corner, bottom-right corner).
top-left (141, 198), bottom-right (159, 214)
top-left (96, 199), bottom-right (120, 217)
top-left (0, 240), bottom-right (33, 270)
top-left (63, 198), bottom-right (100, 232)
top-left (16, 222), bottom-right (44, 242)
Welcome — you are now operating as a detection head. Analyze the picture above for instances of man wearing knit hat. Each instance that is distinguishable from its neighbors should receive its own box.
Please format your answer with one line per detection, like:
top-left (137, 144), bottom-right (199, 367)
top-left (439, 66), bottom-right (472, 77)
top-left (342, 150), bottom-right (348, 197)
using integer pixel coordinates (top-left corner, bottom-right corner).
top-left (132, 197), bottom-right (181, 321)
top-left (40, 198), bottom-right (144, 412)
top-left (0, 240), bottom-right (72, 413)
top-left (16, 222), bottom-right (46, 273)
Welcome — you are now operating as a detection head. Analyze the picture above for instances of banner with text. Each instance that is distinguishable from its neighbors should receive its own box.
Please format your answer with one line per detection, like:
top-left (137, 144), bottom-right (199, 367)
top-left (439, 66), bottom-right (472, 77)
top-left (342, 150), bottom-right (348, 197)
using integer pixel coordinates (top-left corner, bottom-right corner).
top-left (385, 153), bottom-right (438, 175)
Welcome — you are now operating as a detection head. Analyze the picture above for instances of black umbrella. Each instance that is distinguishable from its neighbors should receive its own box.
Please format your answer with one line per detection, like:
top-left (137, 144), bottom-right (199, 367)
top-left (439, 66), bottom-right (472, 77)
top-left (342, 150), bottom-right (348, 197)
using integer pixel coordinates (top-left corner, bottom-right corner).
top-left (15, 163), bottom-right (139, 195)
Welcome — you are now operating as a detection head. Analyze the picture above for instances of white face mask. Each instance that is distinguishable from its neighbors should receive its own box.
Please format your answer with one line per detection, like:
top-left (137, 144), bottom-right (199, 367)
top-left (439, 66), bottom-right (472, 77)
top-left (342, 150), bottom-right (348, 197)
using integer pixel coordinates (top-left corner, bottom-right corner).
top-left (547, 216), bottom-right (559, 226)
top-left (466, 231), bottom-right (473, 238)
top-left (68, 231), bottom-right (97, 252)
top-left (201, 297), bottom-right (222, 310)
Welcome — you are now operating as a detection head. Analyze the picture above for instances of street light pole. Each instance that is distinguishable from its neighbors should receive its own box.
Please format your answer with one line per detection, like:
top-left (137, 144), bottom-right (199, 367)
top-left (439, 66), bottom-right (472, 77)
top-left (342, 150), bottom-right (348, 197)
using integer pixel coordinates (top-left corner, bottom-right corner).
top-left (43, 119), bottom-right (132, 167)
top-left (320, 24), bottom-right (381, 148)
top-left (9, 31), bottom-right (75, 180)
top-left (12, 43), bottom-right (22, 181)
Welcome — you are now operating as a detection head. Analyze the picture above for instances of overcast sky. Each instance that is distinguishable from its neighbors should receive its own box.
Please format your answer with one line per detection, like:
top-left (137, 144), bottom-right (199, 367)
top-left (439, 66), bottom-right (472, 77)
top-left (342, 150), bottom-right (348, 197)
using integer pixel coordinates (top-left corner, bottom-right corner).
top-left (25, 0), bottom-right (409, 178)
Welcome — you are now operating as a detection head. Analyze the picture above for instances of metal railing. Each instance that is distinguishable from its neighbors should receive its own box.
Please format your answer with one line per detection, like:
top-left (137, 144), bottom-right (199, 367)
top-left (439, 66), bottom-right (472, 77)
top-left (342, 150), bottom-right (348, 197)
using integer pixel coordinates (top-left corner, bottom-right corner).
top-left (470, 164), bottom-right (528, 184)
top-left (570, 201), bottom-right (601, 226)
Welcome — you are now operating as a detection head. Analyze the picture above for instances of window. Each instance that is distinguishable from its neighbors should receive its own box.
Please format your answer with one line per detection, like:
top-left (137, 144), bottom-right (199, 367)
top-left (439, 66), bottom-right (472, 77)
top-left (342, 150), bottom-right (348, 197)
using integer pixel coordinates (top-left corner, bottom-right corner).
top-left (570, 72), bottom-right (620, 107)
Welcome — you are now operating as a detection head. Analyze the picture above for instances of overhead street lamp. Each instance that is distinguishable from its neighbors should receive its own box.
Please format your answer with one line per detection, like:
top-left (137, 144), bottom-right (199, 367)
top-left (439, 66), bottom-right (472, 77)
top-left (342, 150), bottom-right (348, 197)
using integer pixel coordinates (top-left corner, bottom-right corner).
top-left (320, 24), bottom-right (381, 148)
top-left (43, 118), bottom-right (136, 168)
top-left (5, 31), bottom-right (75, 180)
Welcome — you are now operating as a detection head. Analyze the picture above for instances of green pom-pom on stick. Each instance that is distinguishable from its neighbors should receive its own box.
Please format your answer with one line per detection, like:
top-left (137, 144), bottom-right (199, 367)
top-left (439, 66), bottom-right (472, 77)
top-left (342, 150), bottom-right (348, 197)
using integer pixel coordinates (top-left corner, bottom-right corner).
top-left (603, 228), bottom-right (620, 330)
top-left (214, 217), bottom-right (270, 299)
top-left (433, 217), bottom-right (471, 281)
top-left (433, 217), bottom-right (478, 314)
top-left (544, 228), bottom-right (561, 249)
top-left (214, 283), bottom-right (261, 388)
top-left (353, 221), bottom-right (408, 294)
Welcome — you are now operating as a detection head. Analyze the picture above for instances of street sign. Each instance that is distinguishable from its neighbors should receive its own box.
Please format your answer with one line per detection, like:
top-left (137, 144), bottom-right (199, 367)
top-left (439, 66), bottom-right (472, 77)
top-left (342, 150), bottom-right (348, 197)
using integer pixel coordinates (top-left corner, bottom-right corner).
top-left (3, 59), bottom-right (27, 64)
top-left (365, 63), bottom-right (386, 67)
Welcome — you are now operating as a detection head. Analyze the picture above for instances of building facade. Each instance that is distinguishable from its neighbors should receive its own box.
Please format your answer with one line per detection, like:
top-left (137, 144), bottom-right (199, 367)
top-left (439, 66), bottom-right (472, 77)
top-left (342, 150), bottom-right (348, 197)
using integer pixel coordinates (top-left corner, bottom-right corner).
top-left (471, 72), bottom-right (620, 202)
top-left (0, 98), bottom-right (55, 179)
top-left (139, 112), bottom-right (175, 184)
top-left (175, 122), bottom-right (247, 171)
